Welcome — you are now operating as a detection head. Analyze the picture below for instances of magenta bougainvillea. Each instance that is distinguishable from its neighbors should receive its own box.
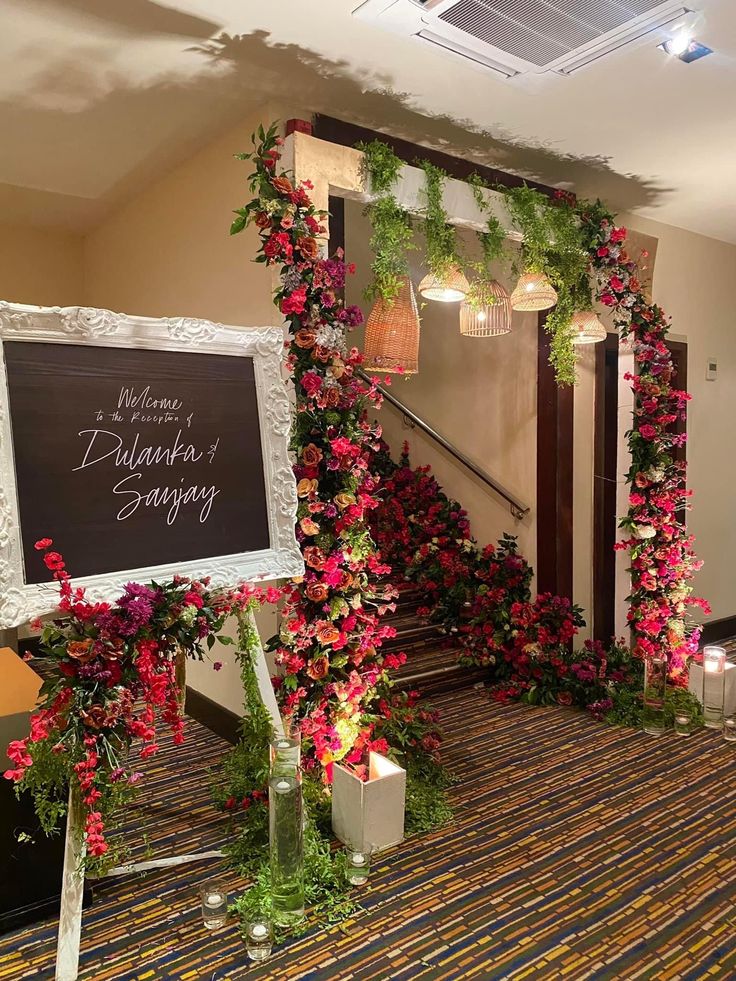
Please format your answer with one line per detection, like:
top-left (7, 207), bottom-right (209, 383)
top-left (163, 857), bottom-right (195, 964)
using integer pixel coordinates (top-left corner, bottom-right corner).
top-left (4, 539), bottom-right (275, 864)
top-left (579, 204), bottom-right (708, 674)
top-left (232, 124), bottom-right (401, 778)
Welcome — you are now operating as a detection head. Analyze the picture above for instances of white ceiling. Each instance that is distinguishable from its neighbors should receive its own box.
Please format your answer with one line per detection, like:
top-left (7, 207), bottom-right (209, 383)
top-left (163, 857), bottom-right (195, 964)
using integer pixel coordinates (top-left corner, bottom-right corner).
top-left (2, 0), bottom-right (735, 242)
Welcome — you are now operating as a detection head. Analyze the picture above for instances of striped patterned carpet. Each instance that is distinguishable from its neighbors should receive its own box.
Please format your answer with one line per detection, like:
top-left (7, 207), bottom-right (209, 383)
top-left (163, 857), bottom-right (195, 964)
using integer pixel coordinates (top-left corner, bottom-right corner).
top-left (1, 691), bottom-right (735, 980)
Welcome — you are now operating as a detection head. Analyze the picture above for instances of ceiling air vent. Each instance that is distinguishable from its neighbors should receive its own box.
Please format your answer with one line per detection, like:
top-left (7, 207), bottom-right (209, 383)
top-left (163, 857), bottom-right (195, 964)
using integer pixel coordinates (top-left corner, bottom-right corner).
top-left (353, 0), bottom-right (696, 76)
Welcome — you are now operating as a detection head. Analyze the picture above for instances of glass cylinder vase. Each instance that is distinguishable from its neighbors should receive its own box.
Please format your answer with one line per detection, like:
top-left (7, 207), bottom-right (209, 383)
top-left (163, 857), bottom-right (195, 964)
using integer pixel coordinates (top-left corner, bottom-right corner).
top-left (703, 646), bottom-right (727, 729)
top-left (269, 730), bottom-right (305, 927)
top-left (643, 656), bottom-right (667, 736)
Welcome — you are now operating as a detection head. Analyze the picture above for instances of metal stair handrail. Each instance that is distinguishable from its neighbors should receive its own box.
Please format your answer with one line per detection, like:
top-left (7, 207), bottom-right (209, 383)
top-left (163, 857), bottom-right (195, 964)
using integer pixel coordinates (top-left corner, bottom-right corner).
top-left (358, 369), bottom-right (530, 521)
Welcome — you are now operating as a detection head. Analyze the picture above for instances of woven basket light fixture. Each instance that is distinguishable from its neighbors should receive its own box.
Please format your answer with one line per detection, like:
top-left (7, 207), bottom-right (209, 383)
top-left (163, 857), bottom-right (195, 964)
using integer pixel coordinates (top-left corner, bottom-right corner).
top-left (571, 310), bottom-right (607, 344)
top-left (362, 276), bottom-right (420, 375)
top-left (418, 264), bottom-right (470, 303)
top-left (459, 281), bottom-right (512, 337)
top-left (510, 272), bottom-right (558, 312)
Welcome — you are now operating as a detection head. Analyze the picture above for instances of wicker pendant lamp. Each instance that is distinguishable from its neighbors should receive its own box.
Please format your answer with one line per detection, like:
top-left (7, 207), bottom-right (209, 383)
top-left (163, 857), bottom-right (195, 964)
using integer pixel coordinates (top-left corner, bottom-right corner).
top-left (362, 276), bottom-right (420, 375)
top-left (510, 271), bottom-right (558, 312)
top-left (571, 310), bottom-right (607, 344)
top-left (459, 280), bottom-right (512, 337)
top-left (418, 264), bottom-right (470, 303)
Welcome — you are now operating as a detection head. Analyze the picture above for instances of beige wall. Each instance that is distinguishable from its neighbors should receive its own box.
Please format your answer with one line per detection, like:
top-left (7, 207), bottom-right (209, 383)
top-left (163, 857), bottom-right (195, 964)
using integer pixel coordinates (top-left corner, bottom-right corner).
top-left (346, 202), bottom-right (538, 567)
top-left (83, 102), bottom-right (299, 326)
top-left (0, 222), bottom-right (84, 307)
top-left (622, 213), bottom-right (736, 623)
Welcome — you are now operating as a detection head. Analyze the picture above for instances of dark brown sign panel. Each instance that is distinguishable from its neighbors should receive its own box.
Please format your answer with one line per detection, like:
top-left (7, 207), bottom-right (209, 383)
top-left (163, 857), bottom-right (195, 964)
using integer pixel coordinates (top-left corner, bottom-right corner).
top-left (3, 341), bottom-right (269, 583)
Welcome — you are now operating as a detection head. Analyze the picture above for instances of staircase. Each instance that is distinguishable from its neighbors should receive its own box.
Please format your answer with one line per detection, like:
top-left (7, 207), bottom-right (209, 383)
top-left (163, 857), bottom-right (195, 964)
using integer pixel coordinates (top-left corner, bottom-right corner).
top-left (383, 586), bottom-right (488, 696)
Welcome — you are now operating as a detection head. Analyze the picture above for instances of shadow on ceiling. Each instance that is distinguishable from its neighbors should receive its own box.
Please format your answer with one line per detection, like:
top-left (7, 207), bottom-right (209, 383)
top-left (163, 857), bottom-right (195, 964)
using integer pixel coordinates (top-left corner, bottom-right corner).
top-left (192, 30), bottom-right (671, 213)
top-left (34, 0), bottom-right (220, 39)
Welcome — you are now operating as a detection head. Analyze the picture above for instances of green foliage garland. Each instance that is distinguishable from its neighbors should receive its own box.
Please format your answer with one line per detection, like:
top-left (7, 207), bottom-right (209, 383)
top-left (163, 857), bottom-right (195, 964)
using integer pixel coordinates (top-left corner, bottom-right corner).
top-left (466, 171), bottom-right (509, 311)
top-left (417, 159), bottom-right (461, 285)
top-left (358, 140), bottom-right (414, 304)
top-left (503, 184), bottom-right (589, 385)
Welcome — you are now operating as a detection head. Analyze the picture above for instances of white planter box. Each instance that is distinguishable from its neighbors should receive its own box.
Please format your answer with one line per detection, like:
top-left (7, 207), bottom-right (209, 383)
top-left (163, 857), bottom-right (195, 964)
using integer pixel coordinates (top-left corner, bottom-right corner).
top-left (332, 752), bottom-right (406, 853)
top-left (689, 661), bottom-right (736, 715)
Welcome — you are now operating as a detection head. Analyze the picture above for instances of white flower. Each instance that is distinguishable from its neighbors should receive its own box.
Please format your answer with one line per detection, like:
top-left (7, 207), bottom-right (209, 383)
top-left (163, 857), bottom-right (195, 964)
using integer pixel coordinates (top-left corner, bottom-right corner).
top-left (633, 524), bottom-right (656, 540)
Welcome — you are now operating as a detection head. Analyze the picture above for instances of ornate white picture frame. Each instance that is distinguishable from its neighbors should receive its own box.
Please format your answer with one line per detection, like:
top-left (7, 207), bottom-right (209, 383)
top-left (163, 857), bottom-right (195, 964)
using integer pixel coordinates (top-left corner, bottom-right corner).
top-left (0, 301), bottom-right (303, 627)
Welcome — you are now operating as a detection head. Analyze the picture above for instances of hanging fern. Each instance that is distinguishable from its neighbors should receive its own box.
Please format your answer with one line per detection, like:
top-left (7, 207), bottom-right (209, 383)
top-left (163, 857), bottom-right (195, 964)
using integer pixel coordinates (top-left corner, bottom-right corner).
top-left (417, 159), bottom-right (462, 284)
top-left (358, 140), bottom-right (414, 305)
top-left (466, 171), bottom-right (508, 310)
top-left (504, 184), bottom-right (589, 386)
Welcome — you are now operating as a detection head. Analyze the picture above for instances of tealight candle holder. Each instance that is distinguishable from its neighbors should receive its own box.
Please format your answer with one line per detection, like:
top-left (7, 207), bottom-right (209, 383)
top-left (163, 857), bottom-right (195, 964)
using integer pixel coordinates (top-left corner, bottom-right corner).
top-left (674, 713), bottom-right (691, 737)
top-left (724, 715), bottom-right (736, 743)
top-left (246, 918), bottom-right (273, 961)
top-left (200, 878), bottom-right (228, 930)
top-left (703, 646), bottom-right (727, 729)
top-left (345, 845), bottom-right (372, 886)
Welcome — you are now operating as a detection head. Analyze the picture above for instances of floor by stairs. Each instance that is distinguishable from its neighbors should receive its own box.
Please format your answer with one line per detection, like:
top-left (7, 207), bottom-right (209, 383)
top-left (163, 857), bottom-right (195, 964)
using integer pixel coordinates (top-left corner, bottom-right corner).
top-left (382, 585), bottom-right (488, 696)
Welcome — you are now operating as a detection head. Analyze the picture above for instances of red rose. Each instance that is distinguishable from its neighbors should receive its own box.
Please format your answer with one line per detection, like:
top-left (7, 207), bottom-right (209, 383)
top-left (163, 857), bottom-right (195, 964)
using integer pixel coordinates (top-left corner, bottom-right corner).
top-left (34, 538), bottom-right (53, 550)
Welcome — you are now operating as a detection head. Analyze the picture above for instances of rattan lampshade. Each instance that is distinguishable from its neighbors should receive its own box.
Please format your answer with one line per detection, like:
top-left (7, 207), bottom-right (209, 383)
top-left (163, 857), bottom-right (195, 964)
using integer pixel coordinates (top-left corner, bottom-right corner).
top-left (510, 272), bottom-right (558, 312)
top-left (362, 276), bottom-right (420, 375)
top-left (418, 264), bottom-right (470, 303)
top-left (459, 281), bottom-right (512, 337)
top-left (571, 310), bottom-right (607, 345)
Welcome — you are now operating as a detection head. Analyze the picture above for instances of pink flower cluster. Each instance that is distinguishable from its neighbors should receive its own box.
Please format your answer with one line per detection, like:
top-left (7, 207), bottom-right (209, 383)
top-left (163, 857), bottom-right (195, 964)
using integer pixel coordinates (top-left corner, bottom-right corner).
top-left (237, 127), bottom-right (403, 776)
top-left (581, 208), bottom-right (707, 675)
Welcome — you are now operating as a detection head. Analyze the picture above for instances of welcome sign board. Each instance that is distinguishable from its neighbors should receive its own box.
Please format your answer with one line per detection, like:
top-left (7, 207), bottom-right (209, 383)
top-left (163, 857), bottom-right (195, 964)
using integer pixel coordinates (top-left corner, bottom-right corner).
top-left (0, 302), bottom-right (303, 627)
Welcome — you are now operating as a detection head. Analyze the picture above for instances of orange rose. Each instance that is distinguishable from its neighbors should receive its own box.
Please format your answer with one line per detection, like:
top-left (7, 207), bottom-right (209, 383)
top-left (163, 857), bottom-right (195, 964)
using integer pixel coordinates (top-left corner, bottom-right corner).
top-left (254, 211), bottom-right (271, 229)
top-left (67, 638), bottom-right (95, 663)
top-left (312, 345), bottom-right (331, 363)
top-left (316, 623), bottom-right (340, 646)
top-left (297, 478), bottom-right (318, 498)
top-left (304, 546), bottom-right (326, 571)
top-left (80, 705), bottom-right (108, 729)
top-left (296, 236), bottom-right (319, 260)
top-left (334, 492), bottom-right (356, 511)
top-left (272, 175), bottom-right (294, 195)
top-left (300, 517), bottom-right (320, 536)
top-left (294, 329), bottom-right (317, 349)
top-left (306, 656), bottom-right (329, 681)
top-left (305, 582), bottom-right (329, 603)
top-left (339, 571), bottom-right (354, 591)
top-left (323, 387), bottom-right (340, 408)
top-left (330, 361), bottom-right (346, 379)
top-left (302, 443), bottom-right (323, 467)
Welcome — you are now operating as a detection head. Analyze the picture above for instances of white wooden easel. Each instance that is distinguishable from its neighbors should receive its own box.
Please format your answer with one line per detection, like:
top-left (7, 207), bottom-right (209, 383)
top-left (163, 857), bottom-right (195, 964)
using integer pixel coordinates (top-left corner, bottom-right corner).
top-left (55, 610), bottom-right (283, 981)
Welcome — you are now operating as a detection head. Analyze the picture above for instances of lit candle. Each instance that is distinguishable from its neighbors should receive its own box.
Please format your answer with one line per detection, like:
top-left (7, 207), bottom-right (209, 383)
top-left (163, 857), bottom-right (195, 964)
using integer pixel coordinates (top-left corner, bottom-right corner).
top-left (703, 646), bottom-right (726, 672)
top-left (251, 923), bottom-right (268, 938)
top-left (205, 892), bottom-right (223, 908)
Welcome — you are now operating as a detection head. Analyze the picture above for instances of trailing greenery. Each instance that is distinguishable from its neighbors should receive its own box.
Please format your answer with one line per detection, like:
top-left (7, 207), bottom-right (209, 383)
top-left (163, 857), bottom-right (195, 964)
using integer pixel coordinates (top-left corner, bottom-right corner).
top-left (358, 140), bottom-right (415, 304)
top-left (356, 140), bottom-right (595, 384)
top-left (504, 184), bottom-right (590, 386)
top-left (417, 159), bottom-right (461, 286)
top-left (229, 825), bottom-right (360, 940)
